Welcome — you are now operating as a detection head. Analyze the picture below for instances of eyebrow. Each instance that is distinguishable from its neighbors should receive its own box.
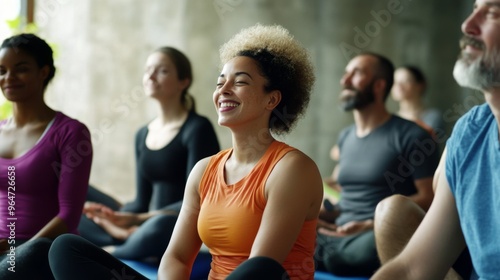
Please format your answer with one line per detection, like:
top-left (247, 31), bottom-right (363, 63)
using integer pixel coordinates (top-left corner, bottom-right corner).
top-left (0, 61), bottom-right (30, 68)
top-left (219, 71), bottom-right (253, 79)
top-left (15, 61), bottom-right (30, 66)
top-left (146, 64), bottom-right (169, 68)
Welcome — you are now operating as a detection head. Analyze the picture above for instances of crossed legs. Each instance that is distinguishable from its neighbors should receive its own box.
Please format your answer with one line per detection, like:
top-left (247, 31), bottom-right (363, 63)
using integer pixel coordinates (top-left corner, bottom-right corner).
top-left (374, 195), bottom-right (472, 280)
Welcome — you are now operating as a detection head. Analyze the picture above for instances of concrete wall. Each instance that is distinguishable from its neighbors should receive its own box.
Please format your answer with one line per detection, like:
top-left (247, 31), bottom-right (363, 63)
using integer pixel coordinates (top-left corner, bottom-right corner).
top-left (35, 0), bottom-right (478, 203)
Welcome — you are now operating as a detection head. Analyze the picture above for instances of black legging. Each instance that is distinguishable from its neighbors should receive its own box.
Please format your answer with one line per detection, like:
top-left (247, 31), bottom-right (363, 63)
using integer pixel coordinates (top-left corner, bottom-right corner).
top-left (0, 238), bottom-right (54, 280)
top-left (49, 234), bottom-right (148, 280)
top-left (49, 234), bottom-right (289, 280)
top-left (227, 257), bottom-right (290, 280)
top-left (78, 186), bottom-right (179, 261)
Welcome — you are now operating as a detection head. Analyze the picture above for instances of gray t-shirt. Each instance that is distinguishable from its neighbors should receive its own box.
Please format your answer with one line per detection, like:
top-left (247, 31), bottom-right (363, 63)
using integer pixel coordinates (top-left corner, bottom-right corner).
top-left (336, 115), bottom-right (439, 226)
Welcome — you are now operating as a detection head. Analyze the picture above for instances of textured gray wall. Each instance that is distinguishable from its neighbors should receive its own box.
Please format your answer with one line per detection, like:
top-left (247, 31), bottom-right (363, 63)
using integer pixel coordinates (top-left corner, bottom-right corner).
top-left (36, 0), bottom-right (478, 202)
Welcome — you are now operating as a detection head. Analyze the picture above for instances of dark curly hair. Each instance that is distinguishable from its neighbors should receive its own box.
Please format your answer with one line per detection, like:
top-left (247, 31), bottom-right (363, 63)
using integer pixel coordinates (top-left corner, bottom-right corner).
top-left (1, 33), bottom-right (56, 88)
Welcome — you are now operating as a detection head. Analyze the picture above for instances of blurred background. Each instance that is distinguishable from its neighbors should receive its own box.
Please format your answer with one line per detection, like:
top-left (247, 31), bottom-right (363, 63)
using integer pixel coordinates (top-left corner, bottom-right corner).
top-left (1, 0), bottom-right (481, 203)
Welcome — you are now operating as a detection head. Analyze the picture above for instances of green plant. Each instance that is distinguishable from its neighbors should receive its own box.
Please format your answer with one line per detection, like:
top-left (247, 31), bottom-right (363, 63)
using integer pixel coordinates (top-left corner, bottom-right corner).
top-left (0, 98), bottom-right (12, 120)
top-left (6, 16), bottom-right (38, 34)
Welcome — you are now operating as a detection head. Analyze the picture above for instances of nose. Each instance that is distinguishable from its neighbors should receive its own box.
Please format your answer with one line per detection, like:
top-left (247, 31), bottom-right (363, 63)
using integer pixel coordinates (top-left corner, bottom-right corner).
top-left (2, 70), bottom-right (14, 82)
top-left (461, 9), bottom-right (480, 37)
top-left (217, 81), bottom-right (233, 96)
top-left (144, 69), bottom-right (156, 81)
top-left (340, 72), bottom-right (352, 87)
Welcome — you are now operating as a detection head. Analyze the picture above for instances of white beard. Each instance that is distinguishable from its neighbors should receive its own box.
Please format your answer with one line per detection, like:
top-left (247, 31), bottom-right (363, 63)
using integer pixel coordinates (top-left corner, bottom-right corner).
top-left (453, 49), bottom-right (500, 91)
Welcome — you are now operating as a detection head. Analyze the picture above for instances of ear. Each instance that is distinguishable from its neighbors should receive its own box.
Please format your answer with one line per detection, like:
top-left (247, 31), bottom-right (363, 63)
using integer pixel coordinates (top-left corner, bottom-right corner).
top-left (40, 65), bottom-right (50, 83)
top-left (178, 78), bottom-right (191, 92)
top-left (373, 79), bottom-right (387, 100)
top-left (415, 83), bottom-right (426, 95)
top-left (266, 90), bottom-right (282, 110)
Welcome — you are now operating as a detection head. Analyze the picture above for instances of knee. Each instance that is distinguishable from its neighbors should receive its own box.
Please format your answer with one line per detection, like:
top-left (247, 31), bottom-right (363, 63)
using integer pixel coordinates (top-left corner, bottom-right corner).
top-left (375, 195), bottom-right (425, 236)
top-left (16, 237), bottom-right (52, 259)
top-left (142, 215), bottom-right (178, 238)
top-left (376, 195), bottom-right (411, 215)
top-left (376, 195), bottom-right (419, 224)
top-left (27, 237), bottom-right (53, 250)
top-left (49, 234), bottom-right (82, 258)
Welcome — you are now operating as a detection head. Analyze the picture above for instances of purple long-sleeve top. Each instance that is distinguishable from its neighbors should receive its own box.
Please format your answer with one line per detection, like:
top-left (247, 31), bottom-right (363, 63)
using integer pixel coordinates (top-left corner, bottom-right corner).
top-left (0, 112), bottom-right (92, 239)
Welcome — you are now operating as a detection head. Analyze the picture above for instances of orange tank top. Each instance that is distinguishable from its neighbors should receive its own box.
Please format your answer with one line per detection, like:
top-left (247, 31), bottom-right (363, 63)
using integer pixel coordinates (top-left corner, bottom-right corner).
top-left (198, 141), bottom-right (317, 280)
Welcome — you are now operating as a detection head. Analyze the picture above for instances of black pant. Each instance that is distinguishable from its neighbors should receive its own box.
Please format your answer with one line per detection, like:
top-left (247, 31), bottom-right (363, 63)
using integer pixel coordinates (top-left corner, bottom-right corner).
top-left (315, 230), bottom-right (474, 279)
top-left (315, 230), bottom-right (380, 277)
top-left (227, 257), bottom-right (289, 280)
top-left (78, 186), bottom-right (179, 261)
top-left (49, 234), bottom-right (289, 280)
top-left (49, 234), bottom-right (148, 280)
top-left (0, 238), bottom-right (54, 280)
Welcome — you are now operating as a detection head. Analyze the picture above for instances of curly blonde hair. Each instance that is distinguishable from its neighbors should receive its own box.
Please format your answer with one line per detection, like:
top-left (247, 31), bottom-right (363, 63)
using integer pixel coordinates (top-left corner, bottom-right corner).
top-left (219, 24), bottom-right (315, 135)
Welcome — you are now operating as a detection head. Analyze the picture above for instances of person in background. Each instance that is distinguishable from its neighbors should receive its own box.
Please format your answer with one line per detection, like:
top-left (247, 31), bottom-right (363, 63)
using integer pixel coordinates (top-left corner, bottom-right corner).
top-left (0, 33), bottom-right (92, 279)
top-left (315, 52), bottom-right (439, 277)
top-left (80, 46), bottom-right (220, 262)
top-left (391, 65), bottom-right (445, 136)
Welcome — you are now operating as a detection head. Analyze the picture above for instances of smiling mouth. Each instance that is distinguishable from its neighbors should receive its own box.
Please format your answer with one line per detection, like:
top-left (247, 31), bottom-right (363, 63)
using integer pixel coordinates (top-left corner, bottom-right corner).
top-left (219, 102), bottom-right (240, 108)
top-left (460, 36), bottom-right (485, 52)
top-left (2, 85), bottom-right (22, 91)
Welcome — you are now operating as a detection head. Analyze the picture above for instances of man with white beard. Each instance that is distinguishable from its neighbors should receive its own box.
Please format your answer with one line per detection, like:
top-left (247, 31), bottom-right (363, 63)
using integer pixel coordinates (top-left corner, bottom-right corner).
top-left (372, 1), bottom-right (500, 279)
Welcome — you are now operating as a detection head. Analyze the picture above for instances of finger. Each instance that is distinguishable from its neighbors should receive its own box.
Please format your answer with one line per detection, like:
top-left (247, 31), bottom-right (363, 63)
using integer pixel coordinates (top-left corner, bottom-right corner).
top-left (316, 220), bottom-right (329, 228)
top-left (318, 227), bottom-right (346, 237)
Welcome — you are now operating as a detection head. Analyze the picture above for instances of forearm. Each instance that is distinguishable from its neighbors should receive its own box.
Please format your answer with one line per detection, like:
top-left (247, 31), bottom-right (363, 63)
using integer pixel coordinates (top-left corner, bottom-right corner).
top-left (372, 259), bottom-right (415, 280)
top-left (30, 216), bottom-right (68, 240)
top-left (158, 255), bottom-right (192, 280)
top-left (132, 208), bottom-right (180, 225)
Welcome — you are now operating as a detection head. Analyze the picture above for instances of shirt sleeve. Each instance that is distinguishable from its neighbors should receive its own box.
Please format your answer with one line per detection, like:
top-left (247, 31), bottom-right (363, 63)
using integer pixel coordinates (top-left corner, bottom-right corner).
top-left (182, 115), bottom-right (220, 180)
top-left (56, 121), bottom-right (93, 232)
top-left (121, 127), bottom-right (152, 213)
top-left (402, 124), bottom-right (440, 180)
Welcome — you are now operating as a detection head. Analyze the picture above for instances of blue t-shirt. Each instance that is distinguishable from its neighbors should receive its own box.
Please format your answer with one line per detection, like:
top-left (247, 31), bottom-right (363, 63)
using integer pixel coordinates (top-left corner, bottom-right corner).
top-left (446, 103), bottom-right (500, 279)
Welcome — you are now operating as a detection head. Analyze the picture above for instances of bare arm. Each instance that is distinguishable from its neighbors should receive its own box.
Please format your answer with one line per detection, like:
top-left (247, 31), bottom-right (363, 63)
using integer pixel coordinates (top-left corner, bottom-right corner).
top-left (372, 148), bottom-right (466, 279)
top-left (158, 157), bottom-right (210, 280)
top-left (408, 177), bottom-right (434, 211)
top-left (29, 216), bottom-right (68, 240)
top-left (249, 151), bottom-right (323, 263)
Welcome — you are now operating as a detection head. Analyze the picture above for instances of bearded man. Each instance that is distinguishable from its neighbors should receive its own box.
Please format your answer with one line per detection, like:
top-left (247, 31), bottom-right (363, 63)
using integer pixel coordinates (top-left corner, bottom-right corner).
top-left (315, 52), bottom-right (439, 277)
top-left (373, 1), bottom-right (500, 279)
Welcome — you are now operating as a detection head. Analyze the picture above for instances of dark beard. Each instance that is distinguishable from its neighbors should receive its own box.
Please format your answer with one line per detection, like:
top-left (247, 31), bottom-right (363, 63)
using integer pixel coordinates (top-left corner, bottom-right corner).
top-left (340, 81), bottom-right (376, 111)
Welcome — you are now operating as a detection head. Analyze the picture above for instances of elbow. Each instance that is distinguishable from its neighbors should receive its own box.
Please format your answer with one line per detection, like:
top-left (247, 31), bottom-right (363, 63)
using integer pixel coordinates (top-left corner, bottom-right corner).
top-left (416, 192), bottom-right (434, 212)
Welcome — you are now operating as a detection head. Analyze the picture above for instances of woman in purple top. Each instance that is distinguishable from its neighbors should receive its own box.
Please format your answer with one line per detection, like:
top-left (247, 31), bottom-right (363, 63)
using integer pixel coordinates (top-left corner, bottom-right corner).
top-left (0, 34), bottom-right (93, 279)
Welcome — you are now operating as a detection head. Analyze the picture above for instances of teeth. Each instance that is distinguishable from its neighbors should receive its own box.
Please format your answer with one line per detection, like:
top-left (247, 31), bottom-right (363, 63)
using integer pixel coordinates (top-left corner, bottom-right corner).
top-left (220, 102), bottom-right (239, 108)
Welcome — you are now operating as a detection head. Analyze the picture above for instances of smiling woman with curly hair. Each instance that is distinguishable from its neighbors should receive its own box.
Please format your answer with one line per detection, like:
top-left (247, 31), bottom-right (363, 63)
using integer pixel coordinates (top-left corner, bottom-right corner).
top-left (48, 24), bottom-right (322, 280)
top-left (219, 24), bottom-right (315, 135)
